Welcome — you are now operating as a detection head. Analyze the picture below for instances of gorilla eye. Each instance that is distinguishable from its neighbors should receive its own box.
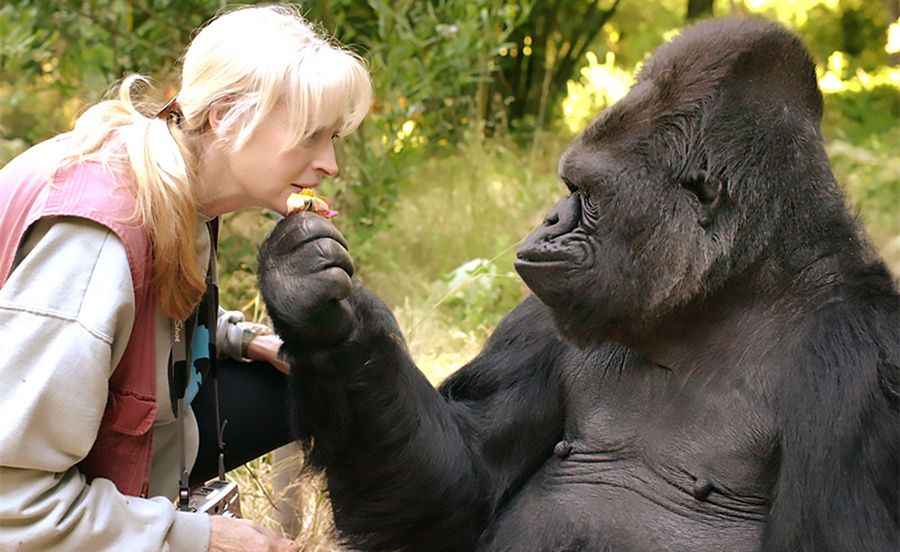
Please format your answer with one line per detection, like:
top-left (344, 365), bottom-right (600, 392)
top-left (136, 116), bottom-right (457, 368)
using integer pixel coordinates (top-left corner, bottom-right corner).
top-left (562, 177), bottom-right (579, 195)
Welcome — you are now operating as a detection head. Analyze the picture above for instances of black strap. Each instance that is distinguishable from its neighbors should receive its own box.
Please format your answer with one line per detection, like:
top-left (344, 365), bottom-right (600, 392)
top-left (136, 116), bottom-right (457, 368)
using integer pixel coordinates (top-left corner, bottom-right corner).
top-left (205, 219), bottom-right (229, 481)
top-left (175, 218), bottom-right (222, 510)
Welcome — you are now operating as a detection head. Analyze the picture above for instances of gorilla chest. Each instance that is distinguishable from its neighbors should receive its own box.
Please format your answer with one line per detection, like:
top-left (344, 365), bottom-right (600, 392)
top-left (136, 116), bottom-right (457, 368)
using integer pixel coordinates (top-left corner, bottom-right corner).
top-left (559, 350), bottom-right (777, 488)
top-left (484, 351), bottom-right (776, 551)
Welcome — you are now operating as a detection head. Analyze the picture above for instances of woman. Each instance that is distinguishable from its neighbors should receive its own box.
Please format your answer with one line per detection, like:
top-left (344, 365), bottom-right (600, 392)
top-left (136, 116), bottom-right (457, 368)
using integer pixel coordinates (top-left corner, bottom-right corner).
top-left (0, 5), bottom-right (371, 551)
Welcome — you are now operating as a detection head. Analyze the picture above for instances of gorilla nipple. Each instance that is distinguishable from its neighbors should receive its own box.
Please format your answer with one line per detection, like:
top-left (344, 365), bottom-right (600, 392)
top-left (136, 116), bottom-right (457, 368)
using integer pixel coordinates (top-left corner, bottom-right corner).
top-left (692, 476), bottom-right (715, 501)
top-left (554, 440), bottom-right (573, 458)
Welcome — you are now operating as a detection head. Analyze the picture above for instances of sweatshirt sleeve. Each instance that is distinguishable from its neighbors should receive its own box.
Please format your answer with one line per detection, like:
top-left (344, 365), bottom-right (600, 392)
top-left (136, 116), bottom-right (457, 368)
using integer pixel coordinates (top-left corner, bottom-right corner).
top-left (0, 217), bottom-right (210, 552)
top-left (216, 306), bottom-right (249, 361)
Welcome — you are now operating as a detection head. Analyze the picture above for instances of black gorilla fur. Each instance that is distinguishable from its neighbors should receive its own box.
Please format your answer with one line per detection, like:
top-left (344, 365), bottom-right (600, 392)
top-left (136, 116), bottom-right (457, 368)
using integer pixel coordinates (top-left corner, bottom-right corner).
top-left (259, 17), bottom-right (899, 552)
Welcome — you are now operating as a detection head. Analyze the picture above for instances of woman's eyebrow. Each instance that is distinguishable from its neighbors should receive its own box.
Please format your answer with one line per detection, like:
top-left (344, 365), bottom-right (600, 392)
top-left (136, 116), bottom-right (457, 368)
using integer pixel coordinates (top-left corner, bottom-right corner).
top-left (306, 124), bottom-right (341, 141)
top-left (298, 128), bottom-right (324, 143)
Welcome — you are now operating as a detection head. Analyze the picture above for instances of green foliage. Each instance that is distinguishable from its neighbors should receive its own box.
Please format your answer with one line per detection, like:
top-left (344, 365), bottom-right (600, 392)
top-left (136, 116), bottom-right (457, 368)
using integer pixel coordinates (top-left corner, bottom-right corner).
top-left (822, 80), bottom-right (900, 144)
top-left (432, 258), bottom-right (525, 334)
top-left (324, 0), bottom-right (535, 241)
top-left (344, 135), bottom-right (563, 304)
top-left (815, 50), bottom-right (900, 259)
top-left (603, 0), bottom-right (683, 68)
top-left (361, 0), bottom-right (533, 141)
top-left (561, 50), bottom-right (633, 133)
top-left (754, 0), bottom-right (894, 68)
top-left (1, 0), bottom-right (221, 87)
top-left (491, 0), bottom-right (622, 132)
top-left (827, 134), bottom-right (900, 248)
top-left (0, 0), bottom-right (245, 159)
top-left (216, 210), bottom-right (279, 321)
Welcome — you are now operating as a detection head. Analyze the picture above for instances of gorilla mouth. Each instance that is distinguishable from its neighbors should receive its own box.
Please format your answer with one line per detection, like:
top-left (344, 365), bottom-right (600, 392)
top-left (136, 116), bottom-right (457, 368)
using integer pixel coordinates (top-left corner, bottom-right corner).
top-left (514, 236), bottom-right (595, 308)
top-left (514, 250), bottom-right (575, 265)
top-left (513, 254), bottom-right (580, 280)
top-left (514, 261), bottom-right (575, 309)
top-left (515, 241), bottom-right (590, 267)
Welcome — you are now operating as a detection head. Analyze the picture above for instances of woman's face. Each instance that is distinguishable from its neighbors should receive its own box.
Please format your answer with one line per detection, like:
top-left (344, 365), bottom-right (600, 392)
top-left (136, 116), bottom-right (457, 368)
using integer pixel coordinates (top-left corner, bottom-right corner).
top-left (203, 102), bottom-right (339, 216)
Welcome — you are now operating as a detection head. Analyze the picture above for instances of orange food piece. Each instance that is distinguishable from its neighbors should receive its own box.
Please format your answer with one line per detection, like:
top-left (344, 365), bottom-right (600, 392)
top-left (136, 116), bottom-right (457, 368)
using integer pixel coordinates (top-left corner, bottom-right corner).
top-left (286, 189), bottom-right (338, 219)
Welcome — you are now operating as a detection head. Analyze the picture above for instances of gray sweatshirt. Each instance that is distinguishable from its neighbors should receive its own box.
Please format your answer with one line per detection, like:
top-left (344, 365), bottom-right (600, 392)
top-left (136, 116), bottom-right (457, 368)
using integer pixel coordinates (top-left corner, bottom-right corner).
top-left (0, 216), bottom-right (252, 551)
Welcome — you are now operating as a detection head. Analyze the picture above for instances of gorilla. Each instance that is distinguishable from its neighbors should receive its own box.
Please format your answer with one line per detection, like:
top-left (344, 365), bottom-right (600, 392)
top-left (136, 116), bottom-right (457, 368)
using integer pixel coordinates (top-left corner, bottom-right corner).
top-left (259, 17), bottom-right (899, 552)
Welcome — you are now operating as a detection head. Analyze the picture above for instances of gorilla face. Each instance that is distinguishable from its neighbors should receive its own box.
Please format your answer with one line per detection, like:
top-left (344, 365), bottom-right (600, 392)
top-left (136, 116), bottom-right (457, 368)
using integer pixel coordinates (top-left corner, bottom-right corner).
top-left (516, 21), bottom-right (828, 343)
top-left (516, 19), bottom-right (828, 346)
top-left (515, 80), bottom-right (730, 339)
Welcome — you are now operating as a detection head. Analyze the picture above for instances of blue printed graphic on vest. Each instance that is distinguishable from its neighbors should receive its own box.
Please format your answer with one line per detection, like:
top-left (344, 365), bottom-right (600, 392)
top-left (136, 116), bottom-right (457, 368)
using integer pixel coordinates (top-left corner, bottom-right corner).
top-left (185, 323), bottom-right (210, 404)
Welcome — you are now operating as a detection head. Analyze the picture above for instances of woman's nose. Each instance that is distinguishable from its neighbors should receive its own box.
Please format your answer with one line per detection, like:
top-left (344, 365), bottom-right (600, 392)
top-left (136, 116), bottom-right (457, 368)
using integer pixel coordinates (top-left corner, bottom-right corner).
top-left (314, 142), bottom-right (339, 177)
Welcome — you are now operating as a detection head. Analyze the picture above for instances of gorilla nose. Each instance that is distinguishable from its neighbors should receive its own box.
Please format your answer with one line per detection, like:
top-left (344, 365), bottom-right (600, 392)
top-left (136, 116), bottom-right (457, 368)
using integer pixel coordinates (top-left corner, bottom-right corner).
top-left (540, 195), bottom-right (580, 239)
top-left (516, 194), bottom-right (582, 263)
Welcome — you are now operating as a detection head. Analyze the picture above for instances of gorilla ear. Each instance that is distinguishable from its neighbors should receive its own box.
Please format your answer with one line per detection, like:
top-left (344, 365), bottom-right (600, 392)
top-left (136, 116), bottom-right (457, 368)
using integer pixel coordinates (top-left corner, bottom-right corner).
top-left (682, 170), bottom-right (725, 229)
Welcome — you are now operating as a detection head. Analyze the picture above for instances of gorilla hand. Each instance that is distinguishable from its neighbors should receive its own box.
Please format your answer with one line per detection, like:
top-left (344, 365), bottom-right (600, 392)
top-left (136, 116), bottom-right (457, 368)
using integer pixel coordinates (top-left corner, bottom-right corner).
top-left (258, 212), bottom-right (356, 348)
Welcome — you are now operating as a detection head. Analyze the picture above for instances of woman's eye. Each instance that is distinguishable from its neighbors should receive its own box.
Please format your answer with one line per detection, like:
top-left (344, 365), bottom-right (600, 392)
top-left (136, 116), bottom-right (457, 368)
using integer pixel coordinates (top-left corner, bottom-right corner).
top-left (302, 128), bottom-right (336, 146)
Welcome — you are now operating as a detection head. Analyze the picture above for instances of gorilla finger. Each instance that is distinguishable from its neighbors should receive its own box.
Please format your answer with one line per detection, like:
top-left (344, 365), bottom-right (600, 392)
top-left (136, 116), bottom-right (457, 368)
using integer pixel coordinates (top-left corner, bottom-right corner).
top-left (297, 215), bottom-right (348, 249)
top-left (261, 263), bottom-right (348, 306)
top-left (269, 212), bottom-right (348, 252)
top-left (308, 238), bottom-right (355, 278)
top-left (315, 266), bottom-right (354, 301)
top-left (270, 296), bottom-right (356, 347)
top-left (261, 239), bottom-right (352, 286)
top-left (265, 231), bottom-right (350, 271)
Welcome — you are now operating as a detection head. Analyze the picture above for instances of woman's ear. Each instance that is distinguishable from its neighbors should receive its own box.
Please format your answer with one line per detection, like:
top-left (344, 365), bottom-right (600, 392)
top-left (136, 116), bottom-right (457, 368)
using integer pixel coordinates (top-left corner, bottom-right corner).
top-left (206, 106), bottom-right (228, 138)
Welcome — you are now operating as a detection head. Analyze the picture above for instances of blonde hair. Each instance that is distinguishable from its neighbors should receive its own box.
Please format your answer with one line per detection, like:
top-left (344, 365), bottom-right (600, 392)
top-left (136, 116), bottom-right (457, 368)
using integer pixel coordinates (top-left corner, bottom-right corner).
top-left (62, 5), bottom-right (372, 320)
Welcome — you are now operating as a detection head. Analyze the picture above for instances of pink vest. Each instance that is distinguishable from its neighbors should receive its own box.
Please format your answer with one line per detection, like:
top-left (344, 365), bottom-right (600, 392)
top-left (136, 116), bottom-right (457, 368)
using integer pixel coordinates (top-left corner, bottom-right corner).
top-left (0, 137), bottom-right (157, 497)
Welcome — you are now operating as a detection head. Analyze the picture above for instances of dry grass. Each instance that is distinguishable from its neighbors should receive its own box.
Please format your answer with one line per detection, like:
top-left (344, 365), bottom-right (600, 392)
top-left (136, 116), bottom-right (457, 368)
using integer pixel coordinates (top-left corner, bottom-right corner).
top-left (229, 449), bottom-right (338, 551)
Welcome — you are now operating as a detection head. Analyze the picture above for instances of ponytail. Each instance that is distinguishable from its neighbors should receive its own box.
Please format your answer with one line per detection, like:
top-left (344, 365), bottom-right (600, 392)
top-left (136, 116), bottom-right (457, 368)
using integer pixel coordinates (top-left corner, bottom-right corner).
top-left (63, 75), bottom-right (205, 320)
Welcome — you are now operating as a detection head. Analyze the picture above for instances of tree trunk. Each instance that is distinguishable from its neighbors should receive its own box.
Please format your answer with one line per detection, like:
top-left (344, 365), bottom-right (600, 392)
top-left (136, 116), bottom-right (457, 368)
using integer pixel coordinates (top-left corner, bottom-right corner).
top-left (687, 0), bottom-right (714, 20)
top-left (496, 0), bottom-right (620, 128)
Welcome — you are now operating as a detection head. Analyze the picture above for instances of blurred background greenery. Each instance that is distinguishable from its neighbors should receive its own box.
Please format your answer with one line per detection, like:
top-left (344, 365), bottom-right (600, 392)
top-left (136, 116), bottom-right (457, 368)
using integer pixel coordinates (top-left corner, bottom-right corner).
top-left (2, 0), bottom-right (898, 548)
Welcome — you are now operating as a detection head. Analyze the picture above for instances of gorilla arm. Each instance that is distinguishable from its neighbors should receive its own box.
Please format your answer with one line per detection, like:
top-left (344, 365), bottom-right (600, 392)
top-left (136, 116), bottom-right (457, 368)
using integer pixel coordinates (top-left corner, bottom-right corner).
top-left (297, 293), bottom-right (565, 551)
top-left (259, 215), bottom-right (567, 551)
top-left (765, 304), bottom-right (899, 552)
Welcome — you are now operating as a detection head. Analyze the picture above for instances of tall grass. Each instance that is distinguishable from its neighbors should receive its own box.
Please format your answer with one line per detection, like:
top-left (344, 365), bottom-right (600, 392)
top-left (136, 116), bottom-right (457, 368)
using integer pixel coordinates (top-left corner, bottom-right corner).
top-left (349, 137), bottom-right (565, 307)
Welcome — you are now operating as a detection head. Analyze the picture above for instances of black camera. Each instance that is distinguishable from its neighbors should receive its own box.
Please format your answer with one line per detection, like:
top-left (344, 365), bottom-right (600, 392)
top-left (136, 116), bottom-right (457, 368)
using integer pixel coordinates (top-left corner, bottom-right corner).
top-left (187, 479), bottom-right (242, 517)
